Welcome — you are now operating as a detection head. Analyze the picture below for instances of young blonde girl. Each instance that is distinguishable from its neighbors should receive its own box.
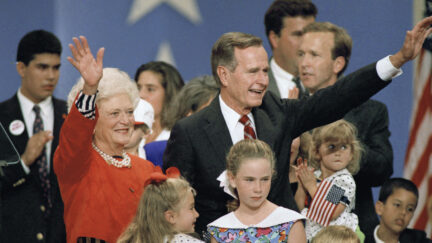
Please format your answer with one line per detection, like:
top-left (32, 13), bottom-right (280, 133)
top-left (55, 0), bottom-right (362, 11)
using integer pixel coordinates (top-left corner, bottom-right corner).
top-left (294, 119), bottom-right (362, 240)
top-left (117, 168), bottom-right (203, 243)
top-left (207, 139), bottom-right (306, 243)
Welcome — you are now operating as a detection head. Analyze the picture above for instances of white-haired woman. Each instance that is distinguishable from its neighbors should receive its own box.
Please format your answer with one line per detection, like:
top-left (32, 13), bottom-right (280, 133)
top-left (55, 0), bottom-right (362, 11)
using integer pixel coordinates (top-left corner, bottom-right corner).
top-left (54, 36), bottom-right (158, 243)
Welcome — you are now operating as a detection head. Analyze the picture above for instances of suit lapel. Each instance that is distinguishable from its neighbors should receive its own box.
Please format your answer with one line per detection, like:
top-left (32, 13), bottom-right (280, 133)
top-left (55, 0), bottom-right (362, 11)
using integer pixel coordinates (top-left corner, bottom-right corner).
top-left (3, 95), bottom-right (29, 154)
top-left (252, 107), bottom-right (277, 148)
top-left (202, 98), bottom-right (233, 164)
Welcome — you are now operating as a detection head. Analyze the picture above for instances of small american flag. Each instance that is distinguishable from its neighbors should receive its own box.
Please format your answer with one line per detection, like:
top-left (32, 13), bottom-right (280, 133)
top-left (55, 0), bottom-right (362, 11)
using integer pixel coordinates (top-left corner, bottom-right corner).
top-left (306, 179), bottom-right (345, 226)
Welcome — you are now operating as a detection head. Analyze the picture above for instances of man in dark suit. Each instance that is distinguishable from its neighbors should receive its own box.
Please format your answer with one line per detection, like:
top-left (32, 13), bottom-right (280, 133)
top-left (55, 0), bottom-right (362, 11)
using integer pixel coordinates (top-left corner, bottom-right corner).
top-left (0, 30), bottom-right (66, 243)
top-left (298, 22), bottom-right (393, 240)
top-left (163, 17), bottom-right (432, 235)
top-left (264, 0), bottom-right (317, 98)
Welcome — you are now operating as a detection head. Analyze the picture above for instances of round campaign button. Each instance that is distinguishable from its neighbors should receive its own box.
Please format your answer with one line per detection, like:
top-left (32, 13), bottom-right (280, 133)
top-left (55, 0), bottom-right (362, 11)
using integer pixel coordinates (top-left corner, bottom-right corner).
top-left (9, 120), bottom-right (25, 136)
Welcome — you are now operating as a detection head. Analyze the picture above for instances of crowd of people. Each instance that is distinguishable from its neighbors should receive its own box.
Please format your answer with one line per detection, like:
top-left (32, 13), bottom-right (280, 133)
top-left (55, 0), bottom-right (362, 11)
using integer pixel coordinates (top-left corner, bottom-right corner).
top-left (1, 0), bottom-right (432, 242)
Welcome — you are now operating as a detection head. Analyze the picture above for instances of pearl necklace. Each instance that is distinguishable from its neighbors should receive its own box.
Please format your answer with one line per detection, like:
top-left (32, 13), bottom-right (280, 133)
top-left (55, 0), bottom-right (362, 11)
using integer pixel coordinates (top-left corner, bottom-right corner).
top-left (92, 142), bottom-right (131, 168)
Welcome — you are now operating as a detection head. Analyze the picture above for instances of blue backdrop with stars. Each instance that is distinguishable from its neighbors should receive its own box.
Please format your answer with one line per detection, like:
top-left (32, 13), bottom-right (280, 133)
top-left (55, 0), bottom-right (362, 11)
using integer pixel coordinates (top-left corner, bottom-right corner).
top-left (0, 0), bottom-right (414, 186)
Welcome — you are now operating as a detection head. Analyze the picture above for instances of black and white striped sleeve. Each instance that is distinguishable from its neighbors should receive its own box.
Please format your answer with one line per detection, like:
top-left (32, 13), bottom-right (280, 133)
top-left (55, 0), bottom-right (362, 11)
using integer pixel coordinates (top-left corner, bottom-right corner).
top-left (75, 90), bottom-right (97, 120)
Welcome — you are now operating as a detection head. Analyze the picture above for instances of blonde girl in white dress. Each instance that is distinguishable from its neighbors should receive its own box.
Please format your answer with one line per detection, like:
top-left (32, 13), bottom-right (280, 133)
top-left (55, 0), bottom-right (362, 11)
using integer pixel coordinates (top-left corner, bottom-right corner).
top-left (294, 120), bottom-right (363, 240)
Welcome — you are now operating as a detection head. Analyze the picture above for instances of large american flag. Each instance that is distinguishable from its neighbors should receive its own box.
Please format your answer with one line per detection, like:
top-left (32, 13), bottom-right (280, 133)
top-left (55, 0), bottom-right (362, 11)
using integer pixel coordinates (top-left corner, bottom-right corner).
top-left (404, 0), bottom-right (432, 234)
top-left (306, 179), bottom-right (345, 226)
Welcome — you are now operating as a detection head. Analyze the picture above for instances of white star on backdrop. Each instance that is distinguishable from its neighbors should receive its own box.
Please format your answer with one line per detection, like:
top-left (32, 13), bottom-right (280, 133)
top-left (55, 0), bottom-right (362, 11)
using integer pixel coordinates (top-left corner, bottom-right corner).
top-left (156, 41), bottom-right (176, 66)
top-left (127, 0), bottom-right (202, 25)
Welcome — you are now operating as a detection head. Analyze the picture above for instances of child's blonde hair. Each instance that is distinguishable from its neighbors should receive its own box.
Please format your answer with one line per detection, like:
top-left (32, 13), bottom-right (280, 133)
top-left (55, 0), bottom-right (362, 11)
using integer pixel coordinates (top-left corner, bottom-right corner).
top-left (308, 120), bottom-right (362, 175)
top-left (311, 225), bottom-right (360, 243)
top-left (225, 139), bottom-right (275, 211)
top-left (117, 178), bottom-right (195, 243)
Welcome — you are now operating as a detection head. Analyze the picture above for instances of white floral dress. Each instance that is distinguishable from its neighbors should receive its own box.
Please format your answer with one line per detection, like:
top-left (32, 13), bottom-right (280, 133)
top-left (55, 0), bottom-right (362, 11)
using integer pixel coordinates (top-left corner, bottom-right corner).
top-left (207, 207), bottom-right (305, 242)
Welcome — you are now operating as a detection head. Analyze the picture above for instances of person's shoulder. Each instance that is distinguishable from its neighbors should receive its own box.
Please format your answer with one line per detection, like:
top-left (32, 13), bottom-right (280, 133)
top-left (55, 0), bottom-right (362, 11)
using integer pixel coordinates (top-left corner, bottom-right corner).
top-left (358, 98), bottom-right (388, 110)
top-left (52, 96), bottom-right (66, 105)
top-left (174, 110), bottom-right (206, 130)
top-left (262, 91), bottom-right (281, 104)
top-left (207, 212), bottom-right (237, 228)
top-left (0, 94), bottom-right (18, 107)
top-left (331, 168), bottom-right (353, 179)
top-left (399, 228), bottom-right (432, 243)
top-left (175, 97), bottom-right (219, 127)
top-left (366, 98), bottom-right (386, 106)
top-left (258, 91), bottom-right (294, 115)
top-left (332, 169), bottom-right (355, 187)
top-left (170, 233), bottom-right (204, 243)
top-left (258, 206), bottom-right (305, 227)
top-left (52, 96), bottom-right (66, 103)
top-left (144, 140), bottom-right (167, 150)
top-left (0, 95), bottom-right (19, 119)
top-left (129, 153), bottom-right (157, 169)
top-left (345, 99), bottom-right (388, 126)
top-left (274, 206), bottom-right (304, 216)
top-left (52, 96), bottom-right (67, 111)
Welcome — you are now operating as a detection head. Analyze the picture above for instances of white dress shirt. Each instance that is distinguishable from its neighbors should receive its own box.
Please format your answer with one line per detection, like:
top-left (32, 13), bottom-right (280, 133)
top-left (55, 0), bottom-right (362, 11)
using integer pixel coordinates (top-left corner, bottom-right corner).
top-left (270, 58), bottom-right (298, 99)
top-left (374, 225), bottom-right (400, 243)
top-left (17, 88), bottom-right (54, 174)
top-left (377, 55), bottom-right (403, 81)
top-left (219, 96), bottom-right (256, 144)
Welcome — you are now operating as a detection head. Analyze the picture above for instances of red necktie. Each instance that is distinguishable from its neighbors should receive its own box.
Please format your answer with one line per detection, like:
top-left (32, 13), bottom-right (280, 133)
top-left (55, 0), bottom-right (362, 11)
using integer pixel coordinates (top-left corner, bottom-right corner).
top-left (239, 115), bottom-right (256, 139)
top-left (33, 105), bottom-right (52, 211)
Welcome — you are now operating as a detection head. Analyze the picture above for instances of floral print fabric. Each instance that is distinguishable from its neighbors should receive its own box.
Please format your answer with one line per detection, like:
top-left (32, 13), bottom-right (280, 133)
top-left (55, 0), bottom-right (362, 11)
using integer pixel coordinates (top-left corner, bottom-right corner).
top-left (208, 221), bottom-right (294, 242)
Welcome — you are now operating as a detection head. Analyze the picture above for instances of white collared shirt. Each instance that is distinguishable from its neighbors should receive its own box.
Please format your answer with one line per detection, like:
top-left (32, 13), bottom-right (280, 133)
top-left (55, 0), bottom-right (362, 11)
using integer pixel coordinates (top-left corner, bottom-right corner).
top-left (377, 55), bottom-right (403, 81)
top-left (219, 95), bottom-right (256, 144)
top-left (17, 88), bottom-right (54, 173)
top-left (374, 225), bottom-right (400, 243)
top-left (270, 58), bottom-right (298, 99)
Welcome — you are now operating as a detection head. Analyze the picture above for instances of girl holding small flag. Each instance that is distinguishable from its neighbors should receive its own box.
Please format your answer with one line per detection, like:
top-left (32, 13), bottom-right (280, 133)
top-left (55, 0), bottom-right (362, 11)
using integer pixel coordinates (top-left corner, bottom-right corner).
top-left (294, 120), bottom-right (363, 241)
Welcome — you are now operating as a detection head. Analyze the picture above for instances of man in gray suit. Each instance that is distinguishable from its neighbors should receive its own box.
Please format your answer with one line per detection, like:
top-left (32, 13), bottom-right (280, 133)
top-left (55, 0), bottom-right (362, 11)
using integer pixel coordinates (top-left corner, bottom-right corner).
top-left (163, 16), bottom-right (432, 236)
top-left (298, 22), bottom-right (393, 242)
top-left (264, 0), bottom-right (317, 98)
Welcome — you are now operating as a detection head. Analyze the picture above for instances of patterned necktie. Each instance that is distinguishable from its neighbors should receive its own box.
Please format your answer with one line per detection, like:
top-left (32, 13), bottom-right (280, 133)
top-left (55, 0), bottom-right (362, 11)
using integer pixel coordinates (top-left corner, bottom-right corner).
top-left (33, 105), bottom-right (52, 210)
top-left (239, 115), bottom-right (256, 139)
top-left (292, 76), bottom-right (300, 83)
